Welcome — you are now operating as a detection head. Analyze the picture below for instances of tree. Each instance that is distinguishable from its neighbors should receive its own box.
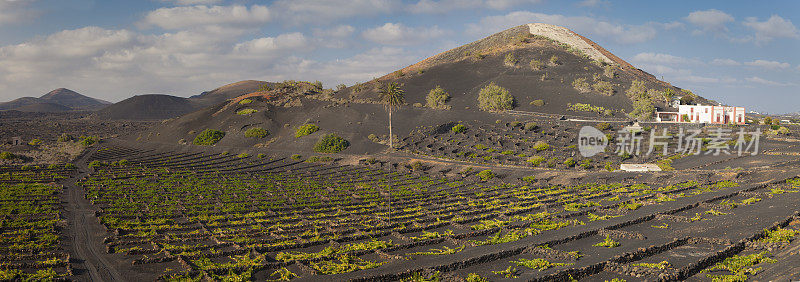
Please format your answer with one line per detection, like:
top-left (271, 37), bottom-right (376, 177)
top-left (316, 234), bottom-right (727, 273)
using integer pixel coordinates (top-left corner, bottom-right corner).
top-left (378, 82), bottom-right (405, 151)
top-left (662, 88), bottom-right (675, 106)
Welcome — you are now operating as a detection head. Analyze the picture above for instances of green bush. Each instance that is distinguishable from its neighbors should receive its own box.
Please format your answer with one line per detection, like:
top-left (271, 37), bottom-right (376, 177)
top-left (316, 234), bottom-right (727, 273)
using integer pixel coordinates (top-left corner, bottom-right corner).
top-left (88, 160), bottom-right (106, 168)
top-left (478, 82), bottom-right (514, 112)
top-left (564, 157), bottom-right (576, 167)
top-left (549, 55), bottom-right (559, 65)
top-left (530, 100), bottom-right (544, 107)
top-left (236, 108), bottom-right (257, 115)
top-left (65, 163), bottom-right (77, 169)
top-left (238, 99), bottom-right (253, 105)
top-left (533, 141), bottom-right (550, 152)
top-left (451, 124), bottom-right (467, 133)
top-left (526, 156), bottom-right (545, 166)
top-left (477, 170), bottom-right (495, 181)
top-left (28, 139), bottom-right (42, 146)
top-left (567, 103), bottom-right (607, 115)
top-left (80, 136), bottom-right (100, 147)
top-left (596, 122), bottom-right (611, 131)
top-left (57, 133), bottom-right (73, 142)
top-left (525, 122), bottom-right (538, 131)
top-left (295, 124), bottom-right (319, 138)
top-left (257, 153), bottom-right (266, 158)
top-left (291, 154), bottom-right (302, 160)
top-left (572, 78), bottom-right (591, 93)
top-left (244, 127), bottom-right (269, 138)
top-left (426, 86), bottom-right (450, 109)
top-left (193, 129), bottom-right (225, 146)
top-left (593, 81), bottom-right (614, 96)
top-left (237, 153), bottom-right (249, 158)
top-left (0, 151), bottom-right (15, 160)
top-left (314, 134), bottom-right (349, 153)
top-left (529, 59), bottom-right (544, 70)
top-left (604, 65), bottom-right (617, 78)
top-left (504, 53), bottom-right (518, 67)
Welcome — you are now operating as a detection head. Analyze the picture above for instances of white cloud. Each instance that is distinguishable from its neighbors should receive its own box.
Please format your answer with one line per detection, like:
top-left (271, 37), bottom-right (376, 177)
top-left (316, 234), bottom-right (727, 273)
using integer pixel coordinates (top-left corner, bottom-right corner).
top-left (0, 25), bottom-right (331, 102)
top-left (577, 0), bottom-right (609, 8)
top-left (631, 53), bottom-right (700, 65)
top-left (743, 15), bottom-right (799, 43)
top-left (466, 11), bottom-right (657, 44)
top-left (362, 23), bottom-right (446, 45)
top-left (141, 5), bottom-right (271, 30)
top-left (233, 33), bottom-right (311, 56)
top-left (744, 59), bottom-right (790, 69)
top-left (710, 58), bottom-right (740, 66)
top-left (0, 0), bottom-right (38, 24)
top-left (271, 0), bottom-right (397, 25)
top-left (685, 9), bottom-right (734, 34)
top-left (746, 76), bottom-right (794, 86)
top-left (160, 0), bottom-right (222, 5)
top-left (408, 0), bottom-right (542, 13)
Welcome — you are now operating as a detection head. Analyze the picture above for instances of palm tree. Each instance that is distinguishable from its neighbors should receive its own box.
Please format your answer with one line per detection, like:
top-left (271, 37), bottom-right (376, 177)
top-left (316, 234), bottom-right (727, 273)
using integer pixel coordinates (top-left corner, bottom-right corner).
top-left (378, 82), bottom-right (405, 151)
top-left (377, 82), bottom-right (404, 226)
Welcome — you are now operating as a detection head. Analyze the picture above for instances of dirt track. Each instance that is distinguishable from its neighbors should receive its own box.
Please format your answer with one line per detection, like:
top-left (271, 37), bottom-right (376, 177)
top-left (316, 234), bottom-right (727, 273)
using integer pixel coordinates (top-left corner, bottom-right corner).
top-left (62, 147), bottom-right (125, 282)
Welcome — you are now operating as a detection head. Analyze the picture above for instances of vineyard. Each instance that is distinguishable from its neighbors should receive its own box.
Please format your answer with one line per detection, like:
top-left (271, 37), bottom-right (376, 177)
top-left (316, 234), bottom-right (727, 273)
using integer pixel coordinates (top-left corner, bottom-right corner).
top-left (52, 145), bottom-right (800, 281)
top-left (0, 165), bottom-right (76, 280)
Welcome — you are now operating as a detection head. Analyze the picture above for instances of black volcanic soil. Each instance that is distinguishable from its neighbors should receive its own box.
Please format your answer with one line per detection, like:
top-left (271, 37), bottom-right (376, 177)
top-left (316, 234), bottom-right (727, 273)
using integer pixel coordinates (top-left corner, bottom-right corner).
top-left (95, 94), bottom-right (198, 120)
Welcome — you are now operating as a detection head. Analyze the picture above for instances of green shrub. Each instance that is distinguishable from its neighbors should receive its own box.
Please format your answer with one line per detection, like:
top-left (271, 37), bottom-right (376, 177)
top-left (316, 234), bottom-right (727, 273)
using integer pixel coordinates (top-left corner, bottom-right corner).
top-left (306, 156), bottom-right (334, 163)
top-left (530, 100), bottom-right (544, 107)
top-left (629, 99), bottom-right (655, 120)
top-left (291, 154), bottom-right (302, 160)
top-left (21, 165), bottom-right (31, 170)
top-left (525, 122), bottom-right (538, 131)
top-left (549, 55), bottom-right (559, 65)
top-left (477, 170), bottom-right (495, 181)
top-left (604, 161), bottom-right (614, 171)
top-left (604, 65), bottom-right (617, 78)
top-left (501, 150), bottom-right (514, 155)
top-left (567, 103), bottom-right (607, 115)
top-left (529, 59), bottom-right (544, 70)
top-left (64, 163), bottom-right (77, 169)
top-left (314, 134), bottom-right (349, 153)
top-left (244, 127), bottom-right (269, 138)
top-left (478, 82), bottom-right (514, 112)
top-left (88, 160), bottom-right (106, 168)
top-left (57, 133), bottom-right (73, 142)
top-left (527, 156), bottom-right (545, 166)
top-left (238, 99), bottom-right (253, 105)
top-left (336, 84), bottom-right (347, 91)
top-left (580, 159), bottom-right (593, 169)
top-left (572, 78), bottom-right (591, 93)
top-left (80, 136), bottom-right (100, 147)
top-left (504, 53), bottom-right (518, 67)
top-left (27, 139), bottom-right (42, 146)
top-left (596, 122), bottom-right (611, 131)
top-left (0, 151), bottom-right (15, 160)
top-left (236, 108), bottom-right (257, 115)
top-left (593, 81), bottom-right (614, 96)
top-left (451, 124), bottom-right (467, 133)
top-left (564, 158), bottom-right (576, 167)
top-left (426, 86), bottom-right (450, 109)
top-left (509, 121), bottom-right (521, 127)
top-left (295, 124), bottom-right (319, 138)
top-left (257, 153), bottom-right (266, 158)
top-left (193, 129), bottom-right (225, 145)
top-left (533, 141), bottom-right (550, 151)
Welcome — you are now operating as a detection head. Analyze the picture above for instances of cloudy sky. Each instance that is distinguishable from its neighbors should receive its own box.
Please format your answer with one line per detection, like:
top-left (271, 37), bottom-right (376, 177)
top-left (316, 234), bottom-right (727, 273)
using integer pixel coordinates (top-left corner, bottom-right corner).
top-left (0, 0), bottom-right (798, 113)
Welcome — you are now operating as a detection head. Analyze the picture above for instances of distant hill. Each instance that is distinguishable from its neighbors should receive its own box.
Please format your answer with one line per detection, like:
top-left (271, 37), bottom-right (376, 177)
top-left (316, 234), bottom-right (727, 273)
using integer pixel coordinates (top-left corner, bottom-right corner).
top-left (97, 80), bottom-right (272, 120)
top-left (0, 88), bottom-right (110, 111)
top-left (188, 80), bottom-right (270, 105)
top-left (95, 94), bottom-right (198, 120)
top-left (14, 102), bottom-right (72, 112)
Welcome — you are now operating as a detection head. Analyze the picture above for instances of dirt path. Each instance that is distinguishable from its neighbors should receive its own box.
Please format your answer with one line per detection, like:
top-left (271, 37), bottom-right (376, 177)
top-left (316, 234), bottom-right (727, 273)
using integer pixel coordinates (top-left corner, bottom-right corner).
top-left (62, 148), bottom-right (126, 282)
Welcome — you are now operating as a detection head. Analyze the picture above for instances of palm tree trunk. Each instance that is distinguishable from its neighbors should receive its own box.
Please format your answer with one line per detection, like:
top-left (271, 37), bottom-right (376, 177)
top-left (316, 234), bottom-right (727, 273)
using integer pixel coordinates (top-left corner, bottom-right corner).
top-left (388, 109), bottom-right (393, 151)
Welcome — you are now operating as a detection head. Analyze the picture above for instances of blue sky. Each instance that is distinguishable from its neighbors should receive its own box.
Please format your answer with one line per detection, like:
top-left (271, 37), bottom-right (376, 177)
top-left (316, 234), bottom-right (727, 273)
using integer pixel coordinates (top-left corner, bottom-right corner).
top-left (0, 0), bottom-right (797, 113)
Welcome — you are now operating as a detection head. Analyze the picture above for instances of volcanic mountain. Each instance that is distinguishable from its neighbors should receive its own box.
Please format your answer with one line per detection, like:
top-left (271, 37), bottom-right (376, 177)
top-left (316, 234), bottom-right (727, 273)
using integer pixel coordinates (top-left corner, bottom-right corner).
top-left (95, 80), bottom-right (271, 120)
top-left (144, 23), bottom-right (711, 154)
top-left (0, 88), bottom-right (110, 111)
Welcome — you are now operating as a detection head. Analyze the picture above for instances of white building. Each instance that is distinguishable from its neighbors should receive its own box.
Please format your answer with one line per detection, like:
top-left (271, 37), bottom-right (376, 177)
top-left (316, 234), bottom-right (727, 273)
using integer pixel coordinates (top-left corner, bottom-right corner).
top-left (656, 105), bottom-right (746, 125)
